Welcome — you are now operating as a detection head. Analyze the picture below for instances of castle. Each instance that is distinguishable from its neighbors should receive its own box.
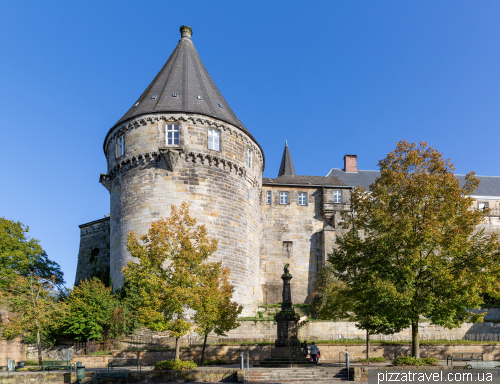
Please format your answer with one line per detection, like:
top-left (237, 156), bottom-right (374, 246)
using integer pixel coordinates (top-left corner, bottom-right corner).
top-left (76, 26), bottom-right (500, 317)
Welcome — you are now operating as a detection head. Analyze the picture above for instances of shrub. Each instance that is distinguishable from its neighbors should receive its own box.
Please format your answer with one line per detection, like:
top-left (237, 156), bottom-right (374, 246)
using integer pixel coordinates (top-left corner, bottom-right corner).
top-left (62, 278), bottom-right (132, 341)
top-left (24, 360), bottom-right (39, 366)
top-left (393, 356), bottom-right (438, 366)
top-left (358, 356), bottom-right (387, 363)
top-left (257, 311), bottom-right (264, 318)
top-left (202, 359), bottom-right (227, 365)
top-left (154, 358), bottom-right (197, 371)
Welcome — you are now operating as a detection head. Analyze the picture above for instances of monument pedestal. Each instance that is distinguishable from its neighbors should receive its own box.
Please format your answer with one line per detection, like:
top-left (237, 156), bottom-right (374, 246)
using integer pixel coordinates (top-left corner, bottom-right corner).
top-left (258, 264), bottom-right (316, 367)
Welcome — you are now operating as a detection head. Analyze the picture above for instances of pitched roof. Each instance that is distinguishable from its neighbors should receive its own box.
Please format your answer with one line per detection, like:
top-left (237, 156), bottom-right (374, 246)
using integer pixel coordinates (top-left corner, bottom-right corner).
top-left (112, 26), bottom-right (247, 134)
top-left (263, 175), bottom-right (347, 187)
top-left (326, 168), bottom-right (500, 197)
top-left (278, 142), bottom-right (296, 177)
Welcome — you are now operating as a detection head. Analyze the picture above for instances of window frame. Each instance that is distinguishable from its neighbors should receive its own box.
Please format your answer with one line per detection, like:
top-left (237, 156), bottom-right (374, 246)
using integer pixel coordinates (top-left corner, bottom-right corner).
top-left (208, 128), bottom-right (221, 151)
top-left (298, 192), bottom-right (307, 206)
top-left (280, 192), bottom-right (289, 205)
top-left (246, 148), bottom-right (253, 168)
top-left (333, 190), bottom-right (342, 204)
top-left (266, 191), bottom-right (272, 205)
top-left (116, 135), bottom-right (125, 158)
top-left (166, 124), bottom-right (180, 146)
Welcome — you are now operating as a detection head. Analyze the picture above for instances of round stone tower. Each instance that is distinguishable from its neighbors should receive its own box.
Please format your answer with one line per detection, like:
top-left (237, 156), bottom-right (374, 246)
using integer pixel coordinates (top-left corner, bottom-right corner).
top-left (100, 26), bottom-right (264, 316)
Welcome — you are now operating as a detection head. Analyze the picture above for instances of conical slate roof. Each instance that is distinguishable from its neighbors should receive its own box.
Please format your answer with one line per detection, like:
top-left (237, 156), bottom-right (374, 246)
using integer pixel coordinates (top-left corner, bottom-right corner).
top-left (278, 141), bottom-right (296, 177)
top-left (113, 26), bottom-right (247, 133)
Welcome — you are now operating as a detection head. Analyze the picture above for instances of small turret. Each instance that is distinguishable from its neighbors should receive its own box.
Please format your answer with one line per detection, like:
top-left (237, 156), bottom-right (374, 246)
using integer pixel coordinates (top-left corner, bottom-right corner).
top-left (278, 140), bottom-right (296, 177)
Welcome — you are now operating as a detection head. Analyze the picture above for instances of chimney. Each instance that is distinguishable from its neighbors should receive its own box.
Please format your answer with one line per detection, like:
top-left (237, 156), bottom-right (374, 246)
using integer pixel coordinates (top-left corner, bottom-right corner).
top-left (344, 154), bottom-right (358, 173)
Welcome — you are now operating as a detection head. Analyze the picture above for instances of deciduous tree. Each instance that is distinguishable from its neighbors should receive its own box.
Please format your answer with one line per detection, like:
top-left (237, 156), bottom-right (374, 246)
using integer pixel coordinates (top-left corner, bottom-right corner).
top-left (0, 274), bottom-right (64, 368)
top-left (123, 202), bottom-right (218, 359)
top-left (62, 277), bottom-right (131, 342)
top-left (325, 140), bottom-right (500, 358)
top-left (193, 262), bottom-right (242, 364)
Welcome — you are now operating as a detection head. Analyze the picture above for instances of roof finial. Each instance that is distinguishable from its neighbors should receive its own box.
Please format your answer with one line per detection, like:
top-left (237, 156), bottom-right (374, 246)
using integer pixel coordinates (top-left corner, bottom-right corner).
top-left (180, 25), bottom-right (193, 40)
top-left (286, 139), bottom-right (288, 146)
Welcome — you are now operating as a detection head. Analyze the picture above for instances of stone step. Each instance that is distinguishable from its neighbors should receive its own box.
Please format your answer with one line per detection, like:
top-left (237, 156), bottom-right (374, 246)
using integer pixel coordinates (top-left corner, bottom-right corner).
top-left (246, 368), bottom-right (348, 382)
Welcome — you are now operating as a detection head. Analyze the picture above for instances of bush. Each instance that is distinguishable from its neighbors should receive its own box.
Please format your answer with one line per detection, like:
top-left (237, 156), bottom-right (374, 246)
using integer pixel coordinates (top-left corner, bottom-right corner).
top-left (154, 358), bottom-right (197, 371)
top-left (62, 278), bottom-right (133, 341)
top-left (24, 360), bottom-right (39, 366)
top-left (393, 356), bottom-right (439, 366)
top-left (358, 356), bottom-right (387, 363)
top-left (202, 359), bottom-right (227, 365)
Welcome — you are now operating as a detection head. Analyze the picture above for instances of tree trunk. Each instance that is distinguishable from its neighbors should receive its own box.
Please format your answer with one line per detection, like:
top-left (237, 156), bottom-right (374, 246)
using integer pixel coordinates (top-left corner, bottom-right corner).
top-left (411, 320), bottom-right (420, 359)
top-left (175, 337), bottom-right (180, 360)
top-left (200, 333), bottom-right (208, 365)
top-left (36, 320), bottom-right (42, 369)
top-left (366, 330), bottom-right (370, 361)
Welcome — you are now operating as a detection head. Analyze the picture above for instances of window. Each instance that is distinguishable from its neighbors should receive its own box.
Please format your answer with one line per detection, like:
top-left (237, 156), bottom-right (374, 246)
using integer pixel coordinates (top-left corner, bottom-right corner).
top-left (246, 148), bottom-right (253, 168)
top-left (166, 124), bottom-right (180, 145)
top-left (208, 129), bottom-right (220, 151)
top-left (334, 190), bottom-right (342, 203)
top-left (280, 192), bottom-right (288, 205)
top-left (298, 193), bottom-right (307, 206)
top-left (479, 202), bottom-right (488, 210)
top-left (266, 191), bottom-right (272, 205)
top-left (117, 135), bottom-right (125, 157)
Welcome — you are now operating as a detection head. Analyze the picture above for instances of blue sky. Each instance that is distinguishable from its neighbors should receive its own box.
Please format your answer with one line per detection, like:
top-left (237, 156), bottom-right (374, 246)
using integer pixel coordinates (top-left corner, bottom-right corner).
top-left (1, 1), bottom-right (499, 286)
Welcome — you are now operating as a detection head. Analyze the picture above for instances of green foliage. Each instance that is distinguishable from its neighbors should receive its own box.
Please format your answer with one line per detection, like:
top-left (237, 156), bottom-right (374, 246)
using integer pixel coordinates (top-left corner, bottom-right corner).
top-left (392, 356), bottom-right (438, 366)
top-left (154, 358), bottom-right (197, 370)
top-left (0, 217), bottom-right (64, 288)
top-left (16, 367), bottom-right (39, 372)
top-left (257, 311), bottom-right (263, 318)
top-left (357, 356), bottom-right (387, 363)
top-left (202, 359), bottom-right (227, 365)
top-left (123, 203), bottom-right (241, 360)
top-left (319, 141), bottom-right (500, 357)
top-left (114, 279), bottom-right (143, 334)
top-left (62, 278), bottom-right (132, 341)
top-left (24, 360), bottom-right (39, 366)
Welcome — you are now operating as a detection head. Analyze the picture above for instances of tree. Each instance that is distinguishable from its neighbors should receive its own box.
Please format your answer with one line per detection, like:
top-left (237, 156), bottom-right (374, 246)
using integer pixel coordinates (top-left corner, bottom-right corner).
top-left (326, 141), bottom-right (500, 358)
top-left (62, 278), bottom-right (131, 342)
top-left (0, 274), bottom-right (65, 368)
top-left (0, 217), bottom-right (64, 288)
top-left (0, 217), bottom-right (66, 368)
top-left (123, 202), bottom-right (218, 359)
top-left (192, 262), bottom-right (242, 365)
top-left (313, 263), bottom-right (400, 359)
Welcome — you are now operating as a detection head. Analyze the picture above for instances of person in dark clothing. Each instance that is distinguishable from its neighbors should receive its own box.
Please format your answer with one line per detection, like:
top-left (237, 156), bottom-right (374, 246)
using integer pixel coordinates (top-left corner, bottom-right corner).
top-left (301, 340), bottom-right (309, 358)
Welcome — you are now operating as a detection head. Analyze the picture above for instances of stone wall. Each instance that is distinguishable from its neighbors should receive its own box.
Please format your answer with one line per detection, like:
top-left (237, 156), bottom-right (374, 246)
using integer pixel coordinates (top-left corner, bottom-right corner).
top-left (259, 186), bottom-right (351, 304)
top-left (68, 343), bottom-right (500, 367)
top-left (75, 217), bottom-right (110, 285)
top-left (0, 308), bottom-right (25, 366)
top-left (103, 113), bottom-right (263, 316)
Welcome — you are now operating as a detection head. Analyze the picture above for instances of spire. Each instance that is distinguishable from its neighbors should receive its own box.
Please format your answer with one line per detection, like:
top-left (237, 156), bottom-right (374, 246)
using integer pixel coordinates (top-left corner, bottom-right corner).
top-left (112, 26), bottom-right (247, 133)
top-left (278, 141), bottom-right (296, 177)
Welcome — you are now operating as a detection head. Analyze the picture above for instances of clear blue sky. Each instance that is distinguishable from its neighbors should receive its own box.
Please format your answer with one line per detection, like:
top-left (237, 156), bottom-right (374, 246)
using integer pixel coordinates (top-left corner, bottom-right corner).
top-left (1, 1), bottom-right (499, 286)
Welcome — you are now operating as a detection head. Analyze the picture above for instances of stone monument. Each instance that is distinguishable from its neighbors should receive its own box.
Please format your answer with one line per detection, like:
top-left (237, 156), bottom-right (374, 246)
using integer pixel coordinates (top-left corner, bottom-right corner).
top-left (259, 264), bottom-right (314, 366)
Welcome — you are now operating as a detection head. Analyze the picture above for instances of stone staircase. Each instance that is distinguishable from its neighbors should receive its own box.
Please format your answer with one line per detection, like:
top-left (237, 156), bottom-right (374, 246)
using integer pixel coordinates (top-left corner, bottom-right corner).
top-left (246, 366), bottom-right (349, 382)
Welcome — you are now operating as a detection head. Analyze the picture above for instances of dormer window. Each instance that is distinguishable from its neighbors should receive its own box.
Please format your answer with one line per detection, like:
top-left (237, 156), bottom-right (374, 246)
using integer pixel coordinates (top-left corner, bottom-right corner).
top-left (166, 124), bottom-right (180, 146)
top-left (246, 148), bottom-right (253, 168)
top-left (117, 135), bottom-right (125, 158)
top-left (208, 129), bottom-right (220, 151)
top-left (334, 190), bottom-right (342, 203)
